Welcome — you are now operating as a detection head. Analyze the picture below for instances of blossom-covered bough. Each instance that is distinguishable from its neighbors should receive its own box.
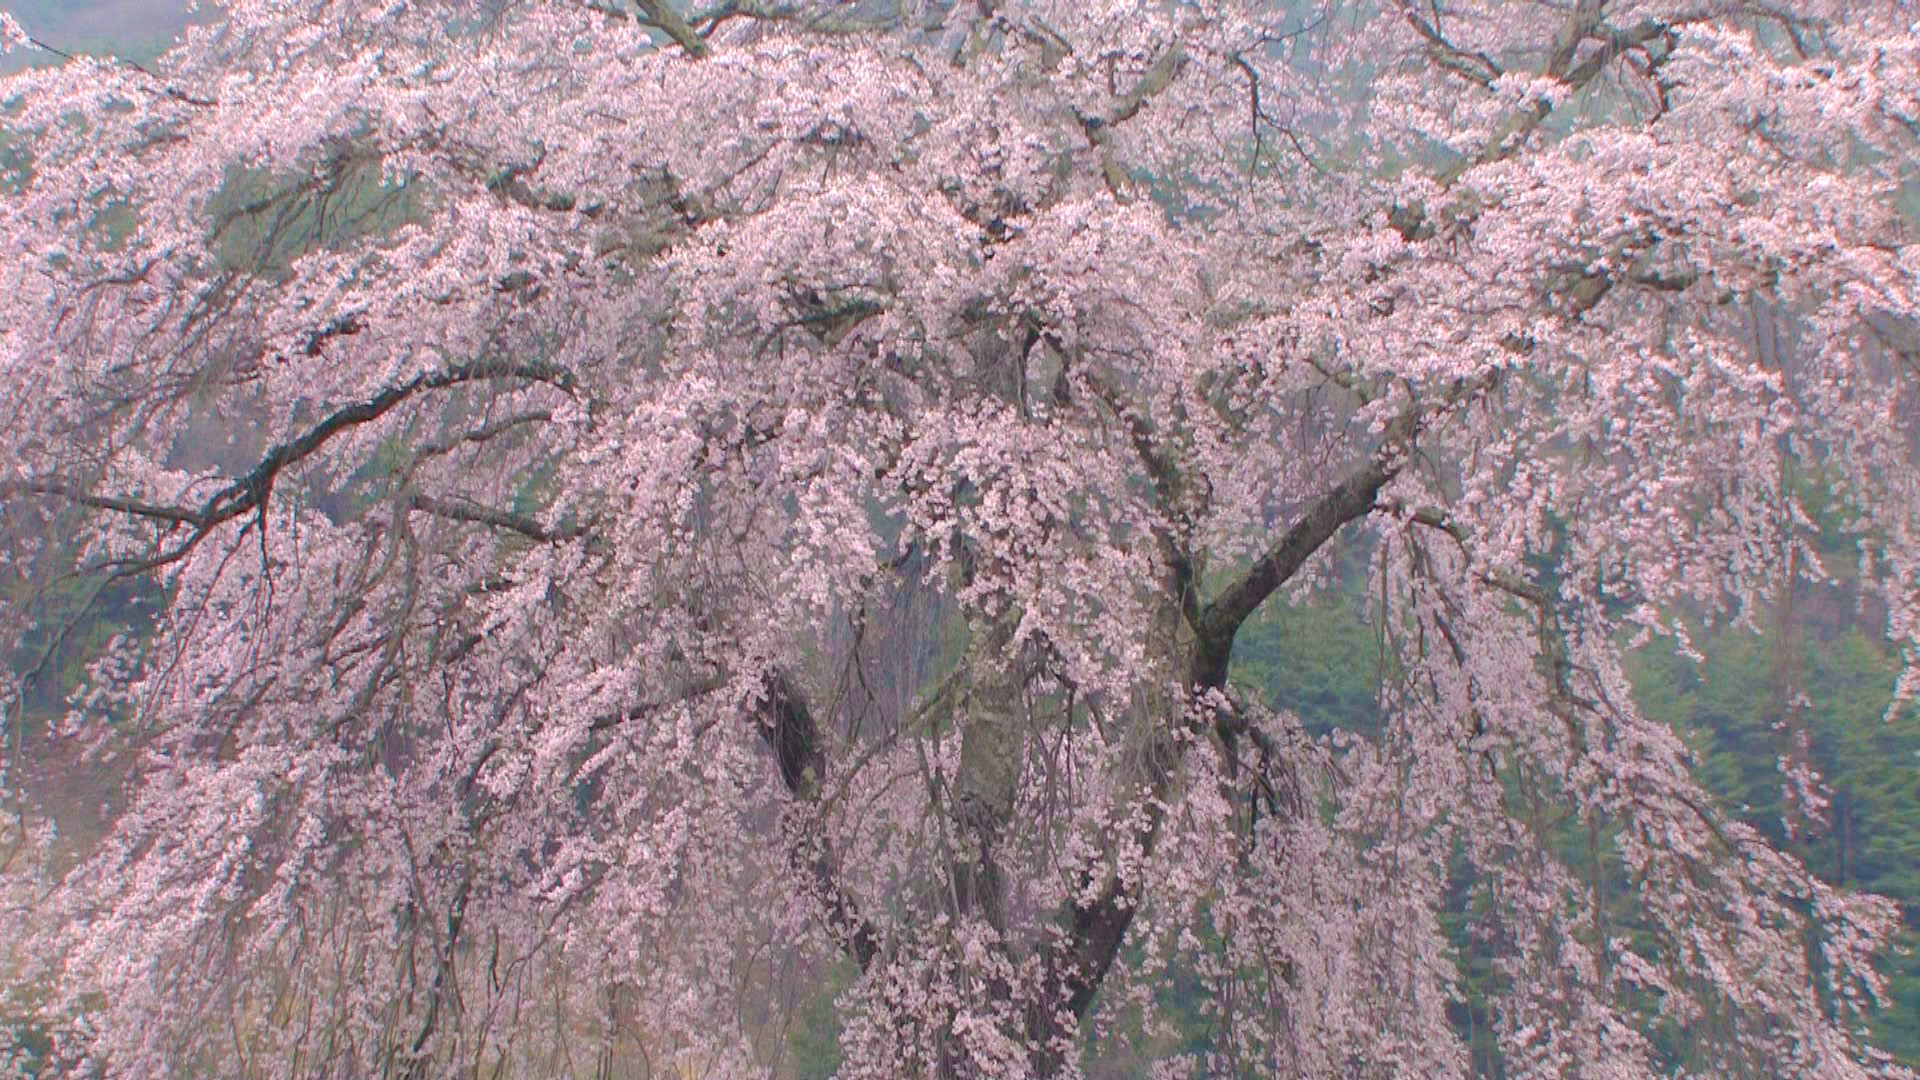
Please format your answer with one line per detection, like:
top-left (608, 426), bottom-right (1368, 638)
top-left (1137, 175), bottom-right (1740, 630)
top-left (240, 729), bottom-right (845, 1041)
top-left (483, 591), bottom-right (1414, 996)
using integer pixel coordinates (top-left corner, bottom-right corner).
top-left (1, 0), bottom-right (1916, 1076)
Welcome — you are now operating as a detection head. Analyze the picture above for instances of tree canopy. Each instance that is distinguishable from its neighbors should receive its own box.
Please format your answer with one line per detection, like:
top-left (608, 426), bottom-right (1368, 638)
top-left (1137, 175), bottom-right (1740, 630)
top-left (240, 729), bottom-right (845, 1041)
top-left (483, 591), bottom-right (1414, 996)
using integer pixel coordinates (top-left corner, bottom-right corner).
top-left (1, 1), bottom-right (1918, 1077)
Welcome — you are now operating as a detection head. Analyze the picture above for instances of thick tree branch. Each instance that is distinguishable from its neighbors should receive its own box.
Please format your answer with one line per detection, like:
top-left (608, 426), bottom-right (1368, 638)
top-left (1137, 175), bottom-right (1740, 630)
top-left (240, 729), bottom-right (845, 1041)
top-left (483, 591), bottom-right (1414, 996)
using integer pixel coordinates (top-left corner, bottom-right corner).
top-left (207, 358), bottom-right (576, 527)
top-left (1195, 412), bottom-right (1416, 678)
top-left (635, 0), bottom-right (709, 56)
top-left (688, 0), bottom-right (899, 35)
top-left (1396, 1), bottom-right (1503, 89)
top-left (948, 617), bottom-right (1026, 933)
top-left (589, 0), bottom-right (710, 57)
top-left (1027, 433), bottom-right (1411, 1035)
top-left (1030, 725), bottom-right (1179, 1070)
top-left (0, 481), bottom-right (203, 526)
top-left (11, 358), bottom-right (576, 573)
top-left (1441, 14), bottom-right (1672, 183)
top-left (1023, 411), bottom-right (1420, 1051)
top-left (1079, 43), bottom-right (1189, 198)
top-left (1083, 371), bottom-right (1199, 627)
top-left (406, 493), bottom-right (586, 544)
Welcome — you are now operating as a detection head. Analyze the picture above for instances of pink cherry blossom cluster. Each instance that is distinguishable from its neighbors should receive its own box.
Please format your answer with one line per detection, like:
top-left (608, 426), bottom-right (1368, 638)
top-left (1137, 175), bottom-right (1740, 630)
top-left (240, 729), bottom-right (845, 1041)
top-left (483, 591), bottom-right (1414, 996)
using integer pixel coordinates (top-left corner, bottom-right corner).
top-left (0, 0), bottom-right (1915, 1076)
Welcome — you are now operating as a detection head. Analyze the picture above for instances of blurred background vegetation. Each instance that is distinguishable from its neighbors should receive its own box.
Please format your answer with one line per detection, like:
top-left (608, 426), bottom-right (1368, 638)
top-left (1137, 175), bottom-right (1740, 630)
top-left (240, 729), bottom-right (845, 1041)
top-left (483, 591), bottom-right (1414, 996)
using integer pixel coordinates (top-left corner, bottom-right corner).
top-left (0, 0), bottom-right (193, 74)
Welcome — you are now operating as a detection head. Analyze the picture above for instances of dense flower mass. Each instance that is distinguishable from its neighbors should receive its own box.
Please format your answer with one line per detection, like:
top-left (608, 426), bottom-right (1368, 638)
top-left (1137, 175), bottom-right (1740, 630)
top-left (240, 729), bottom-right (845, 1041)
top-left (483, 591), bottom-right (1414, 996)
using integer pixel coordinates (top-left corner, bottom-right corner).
top-left (1, 0), bottom-right (1917, 1076)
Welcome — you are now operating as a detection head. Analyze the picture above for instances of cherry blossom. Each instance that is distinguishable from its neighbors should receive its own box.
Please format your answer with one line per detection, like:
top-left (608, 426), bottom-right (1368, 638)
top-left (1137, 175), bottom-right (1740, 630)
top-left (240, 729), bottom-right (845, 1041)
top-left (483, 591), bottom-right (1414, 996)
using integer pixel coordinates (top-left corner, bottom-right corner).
top-left (0, 1), bottom-right (1916, 1076)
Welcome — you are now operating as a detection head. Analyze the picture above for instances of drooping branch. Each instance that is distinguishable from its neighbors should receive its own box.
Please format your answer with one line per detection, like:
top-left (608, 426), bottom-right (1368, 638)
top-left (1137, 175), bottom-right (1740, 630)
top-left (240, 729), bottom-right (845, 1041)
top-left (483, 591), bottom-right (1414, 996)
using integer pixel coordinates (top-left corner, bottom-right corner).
top-left (4, 26), bottom-right (213, 107)
top-left (1395, 503), bottom-right (1752, 862)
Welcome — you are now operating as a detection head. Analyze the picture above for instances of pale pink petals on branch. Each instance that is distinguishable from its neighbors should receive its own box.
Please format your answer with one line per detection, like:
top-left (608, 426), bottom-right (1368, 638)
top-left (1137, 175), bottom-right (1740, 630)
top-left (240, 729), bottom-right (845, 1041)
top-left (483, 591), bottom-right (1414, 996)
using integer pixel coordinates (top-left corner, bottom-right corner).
top-left (0, 0), bottom-right (1916, 1077)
